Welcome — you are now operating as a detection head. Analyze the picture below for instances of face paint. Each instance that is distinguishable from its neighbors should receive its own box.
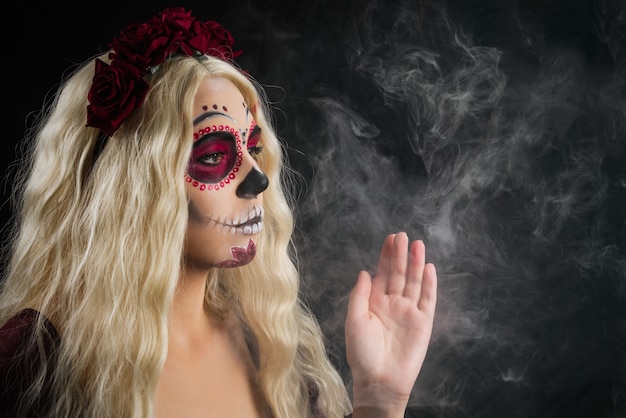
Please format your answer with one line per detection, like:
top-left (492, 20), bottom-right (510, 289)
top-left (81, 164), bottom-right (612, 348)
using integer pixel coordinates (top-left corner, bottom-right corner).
top-left (186, 127), bottom-right (241, 185)
top-left (187, 202), bottom-right (264, 235)
top-left (237, 167), bottom-right (269, 199)
top-left (185, 102), bottom-right (258, 191)
top-left (247, 124), bottom-right (261, 148)
top-left (184, 76), bottom-right (268, 270)
top-left (217, 239), bottom-right (257, 268)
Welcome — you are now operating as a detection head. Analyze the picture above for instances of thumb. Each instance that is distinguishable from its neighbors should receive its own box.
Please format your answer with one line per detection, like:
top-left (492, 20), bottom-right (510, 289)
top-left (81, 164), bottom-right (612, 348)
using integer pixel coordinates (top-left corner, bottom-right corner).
top-left (346, 270), bottom-right (372, 322)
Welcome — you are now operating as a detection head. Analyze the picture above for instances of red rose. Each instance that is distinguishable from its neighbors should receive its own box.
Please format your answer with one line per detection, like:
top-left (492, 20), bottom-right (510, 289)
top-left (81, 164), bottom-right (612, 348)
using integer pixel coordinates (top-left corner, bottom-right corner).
top-left (184, 20), bottom-right (240, 60)
top-left (159, 7), bottom-right (195, 31)
top-left (85, 7), bottom-right (244, 137)
top-left (205, 20), bottom-right (240, 58)
top-left (108, 18), bottom-right (180, 71)
top-left (87, 59), bottom-right (150, 136)
top-left (204, 21), bottom-right (235, 47)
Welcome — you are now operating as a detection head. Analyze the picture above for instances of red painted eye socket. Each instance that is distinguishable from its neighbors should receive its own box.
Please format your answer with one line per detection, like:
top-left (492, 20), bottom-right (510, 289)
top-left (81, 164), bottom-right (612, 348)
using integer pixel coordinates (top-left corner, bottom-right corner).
top-left (187, 132), bottom-right (238, 184)
top-left (247, 125), bottom-right (261, 148)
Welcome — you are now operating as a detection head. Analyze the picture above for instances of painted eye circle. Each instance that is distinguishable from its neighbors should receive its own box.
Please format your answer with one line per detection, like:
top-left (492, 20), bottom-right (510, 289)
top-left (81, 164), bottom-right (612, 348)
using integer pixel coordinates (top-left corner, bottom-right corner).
top-left (186, 133), bottom-right (238, 184)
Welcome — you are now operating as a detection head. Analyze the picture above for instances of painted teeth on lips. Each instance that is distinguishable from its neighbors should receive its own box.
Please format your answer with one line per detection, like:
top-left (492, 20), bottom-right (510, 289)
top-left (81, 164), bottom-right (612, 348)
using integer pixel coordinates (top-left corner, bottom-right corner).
top-left (216, 206), bottom-right (264, 235)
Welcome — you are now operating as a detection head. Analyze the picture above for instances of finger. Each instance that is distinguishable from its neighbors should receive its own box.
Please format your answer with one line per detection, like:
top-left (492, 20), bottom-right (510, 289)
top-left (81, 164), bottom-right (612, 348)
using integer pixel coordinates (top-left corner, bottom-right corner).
top-left (418, 263), bottom-right (438, 315)
top-left (387, 232), bottom-right (409, 295)
top-left (403, 239), bottom-right (425, 300)
top-left (346, 270), bottom-right (373, 322)
top-left (375, 234), bottom-right (395, 276)
top-left (372, 234), bottom-right (395, 296)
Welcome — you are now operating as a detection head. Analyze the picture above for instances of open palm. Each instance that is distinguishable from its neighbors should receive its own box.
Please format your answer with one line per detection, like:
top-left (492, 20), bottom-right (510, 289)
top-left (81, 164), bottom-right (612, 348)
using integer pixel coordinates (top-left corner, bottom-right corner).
top-left (345, 232), bottom-right (437, 416)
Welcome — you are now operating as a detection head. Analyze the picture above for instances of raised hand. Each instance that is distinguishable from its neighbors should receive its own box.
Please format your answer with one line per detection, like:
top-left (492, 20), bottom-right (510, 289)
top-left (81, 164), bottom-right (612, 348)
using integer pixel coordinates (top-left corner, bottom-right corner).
top-left (345, 232), bottom-right (437, 418)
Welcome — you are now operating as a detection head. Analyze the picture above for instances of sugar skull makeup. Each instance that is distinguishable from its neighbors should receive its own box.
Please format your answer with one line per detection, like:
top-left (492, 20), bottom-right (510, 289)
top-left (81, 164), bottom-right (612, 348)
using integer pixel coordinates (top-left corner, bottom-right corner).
top-left (184, 76), bottom-right (269, 269)
top-left (187, 126), bottom-right (240, 185)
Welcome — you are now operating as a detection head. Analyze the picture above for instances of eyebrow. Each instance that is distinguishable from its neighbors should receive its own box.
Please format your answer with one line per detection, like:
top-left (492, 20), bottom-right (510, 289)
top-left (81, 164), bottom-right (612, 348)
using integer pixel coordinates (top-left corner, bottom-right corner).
top-left (192, 130), bottom-right (237, 149)
top-left (192, 111), bottom-right (236, 126)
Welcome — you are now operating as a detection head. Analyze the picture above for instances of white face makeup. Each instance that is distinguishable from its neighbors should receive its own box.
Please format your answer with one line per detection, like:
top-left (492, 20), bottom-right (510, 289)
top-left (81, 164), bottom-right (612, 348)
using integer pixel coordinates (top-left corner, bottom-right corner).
top-left (184, 76), bottom-right (268, 269)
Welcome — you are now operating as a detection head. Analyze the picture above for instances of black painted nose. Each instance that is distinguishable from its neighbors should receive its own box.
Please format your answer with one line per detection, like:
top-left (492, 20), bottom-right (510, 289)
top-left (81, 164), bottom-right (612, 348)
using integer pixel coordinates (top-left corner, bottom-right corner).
top-left (236, 168), bottom-right (269, 198)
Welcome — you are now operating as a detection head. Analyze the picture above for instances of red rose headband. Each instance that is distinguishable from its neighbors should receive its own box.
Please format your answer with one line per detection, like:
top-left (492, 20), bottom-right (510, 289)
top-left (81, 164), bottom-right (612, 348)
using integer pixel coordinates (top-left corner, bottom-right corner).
top-left (86, 7), bottom-right (241, 137)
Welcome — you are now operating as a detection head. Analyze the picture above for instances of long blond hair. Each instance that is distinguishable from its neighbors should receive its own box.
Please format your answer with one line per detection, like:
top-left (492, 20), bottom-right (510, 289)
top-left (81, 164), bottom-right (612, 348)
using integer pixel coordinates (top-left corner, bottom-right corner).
top-left (0, 53), bottom-right (351, 417)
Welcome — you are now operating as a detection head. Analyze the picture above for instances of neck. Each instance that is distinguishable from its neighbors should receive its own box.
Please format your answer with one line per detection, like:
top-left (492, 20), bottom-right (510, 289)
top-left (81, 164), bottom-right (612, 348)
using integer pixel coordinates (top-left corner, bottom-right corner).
top-left (169, 265), bottom-right (214, 344)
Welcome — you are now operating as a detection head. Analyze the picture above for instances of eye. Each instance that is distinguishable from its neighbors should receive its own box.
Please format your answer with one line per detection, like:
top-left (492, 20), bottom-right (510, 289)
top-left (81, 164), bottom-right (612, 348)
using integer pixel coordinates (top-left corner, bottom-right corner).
top-left (247, 145), bottom-right (263, 161)
top-left (200, 152), bottom-right (226, 165)
top-left (187, 132), bottom-right (238, 184)
top-left (247, 124), bottom-right (263, 161)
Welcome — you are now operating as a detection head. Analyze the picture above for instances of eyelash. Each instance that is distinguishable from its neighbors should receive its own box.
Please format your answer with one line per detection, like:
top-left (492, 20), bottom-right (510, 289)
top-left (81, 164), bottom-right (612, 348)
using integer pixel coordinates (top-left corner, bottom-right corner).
top-left (248, 145), bottom-right (263, 160)
top-left (200, 152), bottom-right (226, 165)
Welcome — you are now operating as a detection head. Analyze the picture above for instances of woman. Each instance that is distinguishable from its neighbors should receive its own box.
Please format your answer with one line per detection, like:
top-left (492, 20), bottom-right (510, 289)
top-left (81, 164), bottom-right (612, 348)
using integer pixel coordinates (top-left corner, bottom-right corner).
top-left (0, 7), bottom-right (437, 417)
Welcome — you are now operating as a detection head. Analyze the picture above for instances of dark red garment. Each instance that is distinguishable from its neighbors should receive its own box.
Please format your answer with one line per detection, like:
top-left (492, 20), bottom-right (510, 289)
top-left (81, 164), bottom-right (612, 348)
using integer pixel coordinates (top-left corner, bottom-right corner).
top-left (0, 309), bottom-right (58, 417)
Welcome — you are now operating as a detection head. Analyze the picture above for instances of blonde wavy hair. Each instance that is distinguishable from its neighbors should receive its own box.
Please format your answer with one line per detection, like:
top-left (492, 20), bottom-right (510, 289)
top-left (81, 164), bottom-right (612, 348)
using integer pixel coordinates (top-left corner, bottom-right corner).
top-left (0, 53), bottom-right (351, 418)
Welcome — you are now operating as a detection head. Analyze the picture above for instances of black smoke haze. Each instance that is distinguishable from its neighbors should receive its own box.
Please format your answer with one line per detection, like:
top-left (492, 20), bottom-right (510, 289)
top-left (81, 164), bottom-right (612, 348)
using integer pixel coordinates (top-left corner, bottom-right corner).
top-left (6, 1), bottom-right (626, 416)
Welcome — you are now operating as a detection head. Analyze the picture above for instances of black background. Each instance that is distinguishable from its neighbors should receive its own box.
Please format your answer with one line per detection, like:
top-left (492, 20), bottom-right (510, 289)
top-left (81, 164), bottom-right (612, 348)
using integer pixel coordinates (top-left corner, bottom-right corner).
top-left (5, 1), bottom-right (626, 416)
